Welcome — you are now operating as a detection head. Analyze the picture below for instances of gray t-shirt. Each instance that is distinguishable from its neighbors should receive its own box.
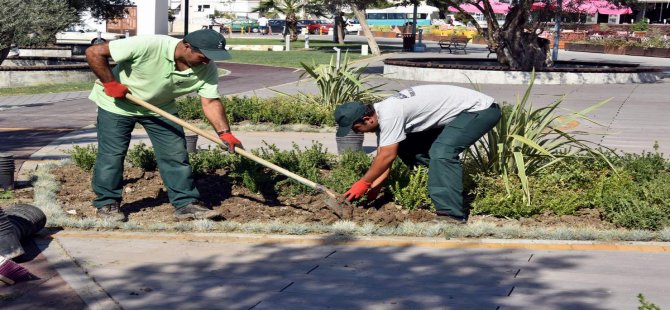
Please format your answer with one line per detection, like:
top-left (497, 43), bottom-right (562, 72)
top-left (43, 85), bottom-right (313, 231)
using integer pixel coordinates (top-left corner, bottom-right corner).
top-left (375, 85), bottom-right (495, 147)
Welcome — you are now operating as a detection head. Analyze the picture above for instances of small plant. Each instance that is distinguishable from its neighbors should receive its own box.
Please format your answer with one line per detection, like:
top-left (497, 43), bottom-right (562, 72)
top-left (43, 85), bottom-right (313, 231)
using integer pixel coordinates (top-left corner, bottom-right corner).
top-left (0, 190), bottom-right (12, 199)
top-left (298, 54), bottom-right (385, 110)
top-left (127, 142), bottom-right (157, 171)
top-left (637, 293), bottom-right (661, 310)
top-left (66, 144), bottom-right (97, 172)
top-left (389, 165), bottom-right (433, 211)
top-left (630, 19), bottom-right (649, 32)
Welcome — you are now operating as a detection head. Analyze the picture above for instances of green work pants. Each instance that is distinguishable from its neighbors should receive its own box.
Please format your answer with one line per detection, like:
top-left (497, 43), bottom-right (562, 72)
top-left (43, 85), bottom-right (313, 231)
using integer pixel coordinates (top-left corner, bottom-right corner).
top-left (397, 104), bottom-right (501, 218)
top-left (92, 108), bottom-right (199, 209)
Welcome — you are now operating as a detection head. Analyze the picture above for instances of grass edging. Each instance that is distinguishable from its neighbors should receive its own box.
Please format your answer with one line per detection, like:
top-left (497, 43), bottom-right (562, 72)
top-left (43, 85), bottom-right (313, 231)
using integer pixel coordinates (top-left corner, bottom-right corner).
top-left (32, 161), bottom-right (670, 242)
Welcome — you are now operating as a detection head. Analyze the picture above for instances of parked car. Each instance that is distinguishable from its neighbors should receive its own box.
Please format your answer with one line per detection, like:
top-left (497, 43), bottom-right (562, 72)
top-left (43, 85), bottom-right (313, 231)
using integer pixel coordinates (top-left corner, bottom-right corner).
top-left (345, 20), bottom-right (362, 34)
top-left (55, 28), bottom-right (124, 45)
top-left (267, 19), bottom-right (306, 35)
top-left (220, 18), bottom-right (260, 33)
top-left (300, 20), bottom-right (334, 34)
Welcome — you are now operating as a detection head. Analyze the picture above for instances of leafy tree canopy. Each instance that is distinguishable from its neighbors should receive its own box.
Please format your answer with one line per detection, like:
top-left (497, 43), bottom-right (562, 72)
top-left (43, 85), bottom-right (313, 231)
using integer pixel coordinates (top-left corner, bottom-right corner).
top-left (0, 0), bottom-right (130, 54)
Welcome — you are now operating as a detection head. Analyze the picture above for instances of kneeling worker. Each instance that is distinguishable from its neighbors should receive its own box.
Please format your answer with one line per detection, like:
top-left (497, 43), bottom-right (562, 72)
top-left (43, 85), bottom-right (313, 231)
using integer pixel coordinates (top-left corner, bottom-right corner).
top-left (335, 85), bottom-right (501, 224)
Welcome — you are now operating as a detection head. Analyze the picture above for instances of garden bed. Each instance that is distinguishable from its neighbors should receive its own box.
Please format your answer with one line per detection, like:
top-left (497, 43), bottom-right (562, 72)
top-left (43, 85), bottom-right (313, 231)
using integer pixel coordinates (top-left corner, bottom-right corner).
top-left (43, 161), bottom-right (615, 231)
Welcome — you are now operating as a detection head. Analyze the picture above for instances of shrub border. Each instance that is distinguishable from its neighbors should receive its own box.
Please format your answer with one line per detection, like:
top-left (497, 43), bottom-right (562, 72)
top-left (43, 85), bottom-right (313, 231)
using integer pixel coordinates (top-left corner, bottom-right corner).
top-left (31, 161), bottom-right (670, 242)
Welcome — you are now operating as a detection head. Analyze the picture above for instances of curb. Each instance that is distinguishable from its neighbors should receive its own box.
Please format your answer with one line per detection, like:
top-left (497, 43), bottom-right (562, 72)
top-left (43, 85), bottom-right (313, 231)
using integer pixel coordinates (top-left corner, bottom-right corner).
top-left (50, 230), bottom-right (670, 253)
top-left (34, 238), bottom-right (121, 310)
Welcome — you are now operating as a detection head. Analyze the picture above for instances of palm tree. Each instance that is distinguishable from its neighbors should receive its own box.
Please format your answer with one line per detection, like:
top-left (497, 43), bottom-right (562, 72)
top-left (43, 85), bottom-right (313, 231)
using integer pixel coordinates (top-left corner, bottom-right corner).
top-left (253, 0), bottom-right (305, 41)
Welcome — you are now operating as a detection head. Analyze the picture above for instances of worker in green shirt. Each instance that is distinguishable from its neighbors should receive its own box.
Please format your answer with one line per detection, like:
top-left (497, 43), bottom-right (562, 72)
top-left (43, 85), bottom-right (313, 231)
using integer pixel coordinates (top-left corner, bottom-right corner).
top-left (85, 29), bottom-right (241, 222)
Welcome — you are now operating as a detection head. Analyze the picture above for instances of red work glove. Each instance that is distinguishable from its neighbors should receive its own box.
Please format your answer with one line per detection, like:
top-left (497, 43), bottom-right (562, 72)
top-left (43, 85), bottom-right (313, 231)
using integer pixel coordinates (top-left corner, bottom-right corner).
top-left (344, 179), bottom-right (372, 201)
top-left (103, 81), bottom-right (129, 99)
top-left (218, 131), bottom-right (242, 153)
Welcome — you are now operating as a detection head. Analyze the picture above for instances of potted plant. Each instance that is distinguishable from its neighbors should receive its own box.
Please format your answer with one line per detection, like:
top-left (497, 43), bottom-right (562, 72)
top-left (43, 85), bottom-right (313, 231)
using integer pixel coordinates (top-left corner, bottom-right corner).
top-left (297, 54), bottom-right (385, 154)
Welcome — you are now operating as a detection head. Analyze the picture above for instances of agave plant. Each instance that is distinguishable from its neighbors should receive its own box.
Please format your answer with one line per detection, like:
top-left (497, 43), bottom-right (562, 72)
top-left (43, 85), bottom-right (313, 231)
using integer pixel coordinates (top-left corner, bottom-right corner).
top-left (298, 54), bottom-right (385, 110)
top-left (466, 72), bottom-right (615, 204)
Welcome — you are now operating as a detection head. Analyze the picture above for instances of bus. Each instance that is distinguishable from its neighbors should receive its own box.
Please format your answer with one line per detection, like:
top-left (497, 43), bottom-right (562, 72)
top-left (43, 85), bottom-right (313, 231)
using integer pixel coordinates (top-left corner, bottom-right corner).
top-left (365, 5), bottom-right (439, 26)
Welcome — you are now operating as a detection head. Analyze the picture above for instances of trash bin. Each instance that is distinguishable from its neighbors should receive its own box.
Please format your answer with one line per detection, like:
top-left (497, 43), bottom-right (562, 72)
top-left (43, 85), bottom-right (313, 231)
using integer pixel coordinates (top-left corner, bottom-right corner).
top-left (402, 33), bottom-right (416, 52)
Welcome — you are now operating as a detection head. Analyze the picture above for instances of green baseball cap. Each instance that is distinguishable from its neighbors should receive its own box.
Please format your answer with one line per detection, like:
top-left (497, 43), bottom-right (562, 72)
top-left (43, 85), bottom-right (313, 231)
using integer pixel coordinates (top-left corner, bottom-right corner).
top-left (335, 101), bottom-right (366, 137)
top-left (183, 29), bottom-right (231, 60)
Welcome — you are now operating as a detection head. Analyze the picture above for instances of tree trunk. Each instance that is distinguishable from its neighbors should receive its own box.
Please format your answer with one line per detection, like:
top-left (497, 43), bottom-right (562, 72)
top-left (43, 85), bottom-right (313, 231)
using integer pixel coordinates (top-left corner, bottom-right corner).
top-left (336, 15), bottom-right (346, 44)
top-left (352, 7), bottom-right (380, 56)
top-left (0, 47), bottom-right (9, 66)
top-left (286, 15), bottom-right (298, 41)
top-left (496, 4), bottom-right (550, 70)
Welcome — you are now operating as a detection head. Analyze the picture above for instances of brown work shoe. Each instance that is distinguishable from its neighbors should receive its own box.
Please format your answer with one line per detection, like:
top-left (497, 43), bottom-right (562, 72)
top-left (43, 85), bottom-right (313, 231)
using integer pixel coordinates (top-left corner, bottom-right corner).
top-left (175, 201), bottom-right (219, 221)
top-left (432, 211), bottom-right (468, 225)
top-left (96, 202), bottom-right (125, 222)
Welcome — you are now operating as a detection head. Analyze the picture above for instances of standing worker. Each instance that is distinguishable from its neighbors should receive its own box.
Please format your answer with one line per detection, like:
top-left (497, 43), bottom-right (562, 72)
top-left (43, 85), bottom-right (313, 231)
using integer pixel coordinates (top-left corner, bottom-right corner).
top-left (335, 85), bottom-right (501, 224)
top-left (85, 29), bottom-right (242, 222)
top-left (258, 15), bottom-right (269, 35)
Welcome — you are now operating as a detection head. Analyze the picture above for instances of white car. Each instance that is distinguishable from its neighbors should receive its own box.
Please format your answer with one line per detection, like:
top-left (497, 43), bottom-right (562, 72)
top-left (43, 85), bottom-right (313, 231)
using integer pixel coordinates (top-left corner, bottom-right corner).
top-left (345, 20), bottom-right (362, 34)
top-left (56, 28), bottom-right (125, 45)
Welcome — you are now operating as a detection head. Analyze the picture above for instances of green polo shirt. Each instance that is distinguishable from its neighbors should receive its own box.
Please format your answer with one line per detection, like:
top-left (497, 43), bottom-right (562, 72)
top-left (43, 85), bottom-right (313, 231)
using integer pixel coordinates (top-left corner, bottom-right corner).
top-left (89, 35), bottom-right (220, 116)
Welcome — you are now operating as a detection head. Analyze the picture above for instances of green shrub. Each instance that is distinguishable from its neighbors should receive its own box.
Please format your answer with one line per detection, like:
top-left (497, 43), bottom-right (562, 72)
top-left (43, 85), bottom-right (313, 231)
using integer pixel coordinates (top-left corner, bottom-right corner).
top-left (224, 95), bottom-right (333, 126)
top-left (471, 158), bottom-right (606, 218)
top-left (127, 142), bottom-right (157, 171)
top-left (188, 147), bottom-right (232, 176)
top-left (389, 165), bottom-right (433, 211)
top-left (630, 19), bottom-right (649, 32)
top-left (596, 170), bottom-right (670, 230)
top-left (256, 142), bottom-right (333, 196)
top-left (66, 144), bottom-right (97, 172)
top-left (465, 71), bottom-right (614, 205)
top-left (0, 190), bottom-right (12, 199)
top-left (323, 150), bottom-right (372, 194)
top-left (616, 150), bottom-right (669, 182)
top-left (176, 96), bottom-right (206, 120)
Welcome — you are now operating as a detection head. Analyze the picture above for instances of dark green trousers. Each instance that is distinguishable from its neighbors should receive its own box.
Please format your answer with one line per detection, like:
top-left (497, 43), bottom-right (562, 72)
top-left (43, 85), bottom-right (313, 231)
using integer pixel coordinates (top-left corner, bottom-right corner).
top-left (397, 104), bottom-right (501, 218)
top-left (92, 108), bottom-right (199, 209)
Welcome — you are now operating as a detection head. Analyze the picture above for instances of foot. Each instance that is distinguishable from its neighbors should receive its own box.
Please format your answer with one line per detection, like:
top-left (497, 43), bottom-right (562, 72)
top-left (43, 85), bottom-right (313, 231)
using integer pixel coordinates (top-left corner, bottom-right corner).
top-left (96, 202), bottom-right (125, 222)
top-left (175, 202), bottom-right (219, 221)
top-left (432, 210), bottom-right (467, 225)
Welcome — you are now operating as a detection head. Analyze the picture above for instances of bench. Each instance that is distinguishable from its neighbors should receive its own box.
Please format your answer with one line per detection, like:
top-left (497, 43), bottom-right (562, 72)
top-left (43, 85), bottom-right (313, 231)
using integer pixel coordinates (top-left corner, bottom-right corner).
top-left (438, 36), bottom-right (468, 54)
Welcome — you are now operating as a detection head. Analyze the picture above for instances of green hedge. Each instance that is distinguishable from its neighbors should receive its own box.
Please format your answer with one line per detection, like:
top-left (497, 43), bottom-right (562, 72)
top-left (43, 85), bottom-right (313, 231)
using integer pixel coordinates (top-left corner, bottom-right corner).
top-left (176, 95), bottom-right (334, 127)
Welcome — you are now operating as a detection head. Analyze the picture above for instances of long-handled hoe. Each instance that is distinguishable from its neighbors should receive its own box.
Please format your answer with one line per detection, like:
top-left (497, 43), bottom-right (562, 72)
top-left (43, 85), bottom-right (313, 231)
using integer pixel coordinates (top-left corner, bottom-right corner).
top-left (95, 82), bottom-right (348, 218)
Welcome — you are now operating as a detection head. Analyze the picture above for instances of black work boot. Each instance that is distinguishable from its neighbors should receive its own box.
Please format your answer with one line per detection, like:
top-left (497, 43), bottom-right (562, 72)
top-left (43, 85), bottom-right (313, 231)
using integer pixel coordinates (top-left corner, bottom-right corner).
top-left (432, 210), bottom-right (468, 225)
top-left (96, 202), bottom-right (125, 222)
top-left (175, 201), bottom-right (219, 221)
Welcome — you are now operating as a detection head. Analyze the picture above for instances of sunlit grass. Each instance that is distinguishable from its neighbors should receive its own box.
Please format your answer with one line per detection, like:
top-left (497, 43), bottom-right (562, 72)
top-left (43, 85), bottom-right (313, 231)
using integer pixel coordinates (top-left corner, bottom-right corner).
top-left (0, 81), bottom-right (94, 96)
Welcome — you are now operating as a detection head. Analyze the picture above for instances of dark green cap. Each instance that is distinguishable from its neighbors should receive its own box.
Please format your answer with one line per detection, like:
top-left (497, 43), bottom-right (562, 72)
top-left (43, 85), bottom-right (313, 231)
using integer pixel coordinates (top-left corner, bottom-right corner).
top-left (183, 29), bottom-right (231, 60)
top-left (335, 101), bottom-right (366, 137)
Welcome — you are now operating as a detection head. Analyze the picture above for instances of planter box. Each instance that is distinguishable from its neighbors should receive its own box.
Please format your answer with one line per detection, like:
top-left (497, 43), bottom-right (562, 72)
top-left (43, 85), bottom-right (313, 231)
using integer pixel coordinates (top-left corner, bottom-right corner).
top-left (604, 45), bottom-right (626, 55)
top-left (645, 47), bottom-right (670, 58)
top-left (565, 43), bottom-right (587, 52)
top-left (586, 45), bottom-right (605, 53)
top-left (626, 46), bottom-right (646, 56)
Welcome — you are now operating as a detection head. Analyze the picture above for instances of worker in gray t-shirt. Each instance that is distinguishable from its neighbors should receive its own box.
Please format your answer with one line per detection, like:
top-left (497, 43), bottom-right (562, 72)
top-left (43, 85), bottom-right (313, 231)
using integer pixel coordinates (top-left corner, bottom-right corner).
top-left (334, 85), bottom-right (502, 224)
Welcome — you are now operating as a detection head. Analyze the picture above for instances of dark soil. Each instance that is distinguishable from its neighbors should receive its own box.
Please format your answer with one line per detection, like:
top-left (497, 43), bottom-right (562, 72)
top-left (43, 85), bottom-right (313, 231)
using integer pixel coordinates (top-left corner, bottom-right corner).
top-left (46, 164), bottom-right (614, 229)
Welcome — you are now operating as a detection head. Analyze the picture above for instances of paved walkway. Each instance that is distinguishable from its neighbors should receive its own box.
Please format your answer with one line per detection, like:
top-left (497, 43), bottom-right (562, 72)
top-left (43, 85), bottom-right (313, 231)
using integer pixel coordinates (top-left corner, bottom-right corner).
top-left (2, 40), bottom-right (670, 309)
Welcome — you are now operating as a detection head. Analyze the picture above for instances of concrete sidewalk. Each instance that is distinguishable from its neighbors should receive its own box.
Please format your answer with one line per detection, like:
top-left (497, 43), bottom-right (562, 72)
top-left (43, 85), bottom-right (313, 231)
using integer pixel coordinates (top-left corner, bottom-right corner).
top-left (14, 231), bottom-right (670, 309)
